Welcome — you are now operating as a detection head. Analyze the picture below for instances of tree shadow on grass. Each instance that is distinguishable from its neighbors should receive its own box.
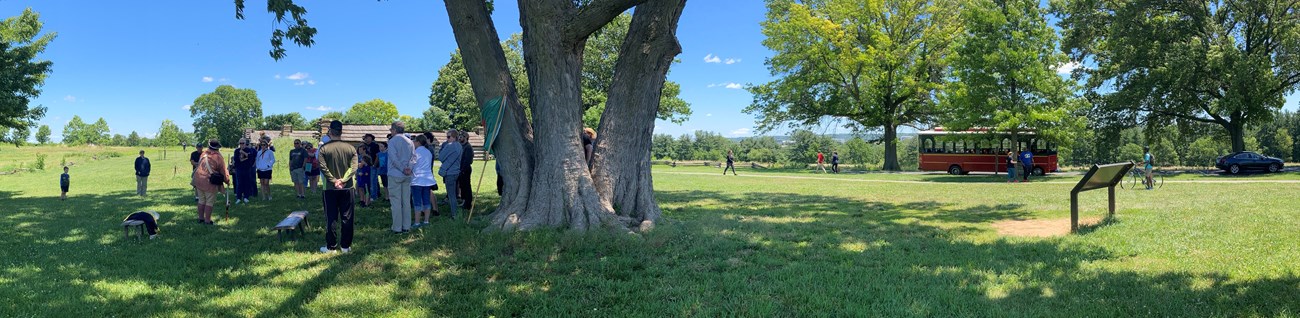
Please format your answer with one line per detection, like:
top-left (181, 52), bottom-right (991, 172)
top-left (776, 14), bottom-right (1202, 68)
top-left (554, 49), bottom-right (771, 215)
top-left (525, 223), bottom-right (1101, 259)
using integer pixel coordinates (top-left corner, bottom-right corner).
top-left (634, 190), bottom-right (1300, 316)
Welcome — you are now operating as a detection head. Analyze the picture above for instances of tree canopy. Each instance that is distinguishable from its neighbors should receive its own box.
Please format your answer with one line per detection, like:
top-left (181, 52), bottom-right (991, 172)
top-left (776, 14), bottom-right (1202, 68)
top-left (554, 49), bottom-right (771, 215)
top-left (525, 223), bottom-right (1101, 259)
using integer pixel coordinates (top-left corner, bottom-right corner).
top-left (0, 8), bottom-right (54, 132)
top-left (942, 0), bottom-right (1081, 144)
top-left (747, 0), bottom-right (959, 170)
top-left (342, 99), bottom-right (399, 125)
top-left (34, 124), bottom-right (48, 144)
top-left (190, 85), bottom-right (262, 146)
top-left (259, 112), bottom-right (313, 131)
top-left (1054, 0), bottom-right (1300, 152)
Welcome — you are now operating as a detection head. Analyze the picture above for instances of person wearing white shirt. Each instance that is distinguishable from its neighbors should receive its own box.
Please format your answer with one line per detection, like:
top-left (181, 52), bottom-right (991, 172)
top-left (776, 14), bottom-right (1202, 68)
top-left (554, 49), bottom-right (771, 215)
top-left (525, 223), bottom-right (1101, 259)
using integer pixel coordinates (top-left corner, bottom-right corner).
top-left (255, 137), bottom-right (277, 200)
top-left (411, 134), bottom-right (438, 229)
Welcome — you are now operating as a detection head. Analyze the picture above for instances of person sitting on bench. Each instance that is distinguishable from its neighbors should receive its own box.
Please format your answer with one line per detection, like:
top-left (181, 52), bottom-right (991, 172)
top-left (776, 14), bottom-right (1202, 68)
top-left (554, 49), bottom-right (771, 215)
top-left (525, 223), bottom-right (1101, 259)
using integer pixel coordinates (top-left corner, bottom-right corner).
top-left (125, 211), bottom-right (161, 240)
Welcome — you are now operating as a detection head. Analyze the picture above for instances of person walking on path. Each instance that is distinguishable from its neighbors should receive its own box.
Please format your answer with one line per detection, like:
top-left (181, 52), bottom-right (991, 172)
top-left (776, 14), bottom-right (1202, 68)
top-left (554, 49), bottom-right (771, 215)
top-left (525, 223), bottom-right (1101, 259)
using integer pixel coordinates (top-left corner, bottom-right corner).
top-left (412, 135), bottom-right (437, 228)
top-left (1019, 148), bottom-right (1034, 182)
top-left (387, 122), bottom-right (416, 233)
top-left (193, 140), bottom-right (231, 225)
top-left (723, 150), bottom-right (738, 175)
top-left (134, 150), bottom-right (151, 197)
top-left (816, 152), bottom-right (827, 173)
top-left (233, 138), bottom-right (257, 203)
top-left (457, 130), bottom-right (474, 210)
top-left (1006, 151), bottom-right (1018, 183)
top-left (59, 166), bottom-right (70, 201)
top-left (256, 138), bottom-right (276, 201)
top-left (1143, 146), bottom-right (1156, 190)
top-left (289, 139), bottom-right (308, 199)
top-left (318, 120), bottom-right (359, 254)
top-left (438, 130), bottom-right (464, 219)
top-left (190, 143), bottom-right (203, 201)
top-left (831, 151), bottom-right (840, 173)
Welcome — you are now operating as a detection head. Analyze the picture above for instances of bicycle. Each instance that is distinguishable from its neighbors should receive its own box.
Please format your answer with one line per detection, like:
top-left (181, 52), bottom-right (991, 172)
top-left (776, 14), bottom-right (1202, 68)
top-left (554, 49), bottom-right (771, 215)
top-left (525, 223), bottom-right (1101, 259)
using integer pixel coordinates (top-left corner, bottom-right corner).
top-left (1121, 166), bottom-right (1164, 190)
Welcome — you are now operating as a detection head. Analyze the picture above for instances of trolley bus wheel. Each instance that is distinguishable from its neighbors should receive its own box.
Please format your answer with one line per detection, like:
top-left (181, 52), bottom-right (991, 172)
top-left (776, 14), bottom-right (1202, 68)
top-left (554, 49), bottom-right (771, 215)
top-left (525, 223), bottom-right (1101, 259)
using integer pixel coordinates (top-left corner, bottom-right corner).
top-left (948, 165), bottom-right (963, 175)
top-left (1032, 167), bottom-right (1045, 176)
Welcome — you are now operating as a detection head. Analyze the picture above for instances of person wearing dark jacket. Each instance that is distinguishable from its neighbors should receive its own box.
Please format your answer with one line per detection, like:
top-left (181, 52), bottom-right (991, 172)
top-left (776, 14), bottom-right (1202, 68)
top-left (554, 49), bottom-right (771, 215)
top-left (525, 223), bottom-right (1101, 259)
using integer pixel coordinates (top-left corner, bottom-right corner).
top-left (134, 150), bottom-right (151, 197)
top-left (457, 130), bottom-right (474, 210)
top-left (233, 138), bottom-right (257, 203)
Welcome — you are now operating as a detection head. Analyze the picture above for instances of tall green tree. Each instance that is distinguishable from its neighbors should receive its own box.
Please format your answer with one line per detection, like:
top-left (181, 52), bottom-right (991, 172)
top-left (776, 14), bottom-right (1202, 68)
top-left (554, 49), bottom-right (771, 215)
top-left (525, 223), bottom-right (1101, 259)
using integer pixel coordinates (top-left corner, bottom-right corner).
top-left (1055, 0), bottom-right (1300, 152)
top-left (747, 0), bottom-right (959, 170)
top-left (416, 105), bottom-right (454, 132)
top-left (154, 119), bottom-right (184, 148)
top-left (61, 115), bottom-right (85, 145)
top-left (259, 112), bottom-right (312, 130)
top-left (34, 124), bottom-right (48, 144)
top-left (86, 118), bottom-right (109, 145)
top-left (342, 99), bottom-right (399, 125)
top-left (943, 0), bottom-right (1081, 146)
top-left (126, 131), bottom-right (141, 146)
top-left (8, 126), bottom-right (29, 146)
top-left (0, 8), bottom-right (54, 132)
top-left (190, 85), bottom-right (262, 146)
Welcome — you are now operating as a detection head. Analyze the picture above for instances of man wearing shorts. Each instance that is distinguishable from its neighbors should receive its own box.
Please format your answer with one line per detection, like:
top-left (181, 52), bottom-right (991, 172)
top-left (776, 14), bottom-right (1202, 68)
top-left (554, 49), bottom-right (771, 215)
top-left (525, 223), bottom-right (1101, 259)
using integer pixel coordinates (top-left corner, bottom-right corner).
top-left (289, 139), bottom-right (308, 199)
top-left (255, 138), bottom-right (276, 201)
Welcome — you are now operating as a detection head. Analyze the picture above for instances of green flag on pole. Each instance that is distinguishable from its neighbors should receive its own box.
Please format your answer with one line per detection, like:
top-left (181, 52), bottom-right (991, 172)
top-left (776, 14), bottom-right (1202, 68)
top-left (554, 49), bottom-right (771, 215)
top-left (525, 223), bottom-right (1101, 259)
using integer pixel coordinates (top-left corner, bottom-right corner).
top-left (479, 96), bottom-right (505, 155)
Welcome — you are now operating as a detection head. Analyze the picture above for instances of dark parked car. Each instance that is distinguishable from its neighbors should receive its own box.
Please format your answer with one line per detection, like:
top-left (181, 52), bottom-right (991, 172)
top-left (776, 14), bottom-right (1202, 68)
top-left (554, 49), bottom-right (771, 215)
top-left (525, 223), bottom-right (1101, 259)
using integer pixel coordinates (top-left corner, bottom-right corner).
top-left (1216, 151), bottom-right (1285, 174)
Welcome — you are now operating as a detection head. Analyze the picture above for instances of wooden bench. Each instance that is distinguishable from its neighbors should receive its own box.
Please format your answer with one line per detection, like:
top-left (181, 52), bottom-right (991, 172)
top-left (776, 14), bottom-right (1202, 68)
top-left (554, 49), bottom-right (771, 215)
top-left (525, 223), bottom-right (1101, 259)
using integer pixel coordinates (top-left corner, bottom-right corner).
top-left (122, 220), bottom-right (146, 241)
top-left (274, 211), bottom-right (310, 241)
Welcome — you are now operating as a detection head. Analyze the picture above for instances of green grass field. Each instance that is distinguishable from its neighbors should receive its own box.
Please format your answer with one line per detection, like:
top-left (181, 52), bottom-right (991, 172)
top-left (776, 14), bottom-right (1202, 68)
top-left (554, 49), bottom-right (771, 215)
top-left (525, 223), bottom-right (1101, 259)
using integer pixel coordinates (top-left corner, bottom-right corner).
top-left (3, 144), bottom-right (1300, 317)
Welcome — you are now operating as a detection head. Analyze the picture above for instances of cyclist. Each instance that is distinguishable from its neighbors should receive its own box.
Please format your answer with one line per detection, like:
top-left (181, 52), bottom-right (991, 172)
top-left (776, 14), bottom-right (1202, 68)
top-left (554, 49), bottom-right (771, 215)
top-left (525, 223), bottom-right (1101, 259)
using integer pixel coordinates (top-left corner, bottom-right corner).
top-left (1143, 146), bottom-right (1155, 190)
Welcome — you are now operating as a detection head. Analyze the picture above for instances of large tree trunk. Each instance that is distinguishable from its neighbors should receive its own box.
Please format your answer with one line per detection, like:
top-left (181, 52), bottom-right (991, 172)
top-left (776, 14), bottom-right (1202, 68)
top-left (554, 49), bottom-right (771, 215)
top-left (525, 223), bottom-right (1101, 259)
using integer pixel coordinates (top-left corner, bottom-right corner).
top-left (1227, 121), bottom-right (1246, 152)
top-left (882, 124), bottom-right (900, 171)
top-left (592, 0), bottom-right (687, 232)
top-left (443, 0), bottom-right (534, 229)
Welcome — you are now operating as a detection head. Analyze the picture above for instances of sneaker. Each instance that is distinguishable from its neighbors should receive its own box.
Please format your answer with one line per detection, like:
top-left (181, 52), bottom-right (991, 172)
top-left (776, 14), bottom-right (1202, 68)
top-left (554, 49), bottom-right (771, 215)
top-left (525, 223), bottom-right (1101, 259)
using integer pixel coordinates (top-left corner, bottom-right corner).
top-left (340, 248), bottom-right (351, 253)
top-left (319, 246), bottom-right (335, 253)
top-left (149, 234), bottom-right (157, 240)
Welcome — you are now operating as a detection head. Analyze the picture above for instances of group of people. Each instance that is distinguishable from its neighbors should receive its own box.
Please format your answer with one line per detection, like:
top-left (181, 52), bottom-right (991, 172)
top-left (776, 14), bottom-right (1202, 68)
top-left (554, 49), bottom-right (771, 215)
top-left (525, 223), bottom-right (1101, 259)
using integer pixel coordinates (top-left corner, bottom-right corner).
top-left (1005, 149), bottom-right (1035, 182)
top-left (171, 120), bottom-right (477, 253)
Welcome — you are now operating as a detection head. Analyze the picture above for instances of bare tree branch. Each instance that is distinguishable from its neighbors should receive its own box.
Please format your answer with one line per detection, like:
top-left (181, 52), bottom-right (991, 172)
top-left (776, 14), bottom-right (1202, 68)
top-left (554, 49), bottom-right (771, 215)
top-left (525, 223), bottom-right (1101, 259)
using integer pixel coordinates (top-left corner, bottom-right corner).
top-left (567, 0), bottom-right (647, 42)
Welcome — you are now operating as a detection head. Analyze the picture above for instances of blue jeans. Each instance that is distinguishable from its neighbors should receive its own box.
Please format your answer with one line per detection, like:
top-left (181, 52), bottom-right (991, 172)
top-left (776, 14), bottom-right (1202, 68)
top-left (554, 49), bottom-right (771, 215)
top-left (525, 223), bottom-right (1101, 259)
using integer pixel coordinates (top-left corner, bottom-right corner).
top-left (443, 175), bottom-right (459, 218)
top-left (369, 172), bottom-right (380, 200)
top-left (1007, 167), bottom-right (1016, 181)
top-left (411, 185), bottom-right (431, 211)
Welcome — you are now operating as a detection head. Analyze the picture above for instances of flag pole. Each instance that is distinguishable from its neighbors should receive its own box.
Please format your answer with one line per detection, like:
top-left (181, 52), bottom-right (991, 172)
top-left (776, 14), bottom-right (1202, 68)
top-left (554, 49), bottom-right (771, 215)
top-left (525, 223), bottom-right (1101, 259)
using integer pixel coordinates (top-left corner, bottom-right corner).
top-left (467, 96), bottom-right (504, 224)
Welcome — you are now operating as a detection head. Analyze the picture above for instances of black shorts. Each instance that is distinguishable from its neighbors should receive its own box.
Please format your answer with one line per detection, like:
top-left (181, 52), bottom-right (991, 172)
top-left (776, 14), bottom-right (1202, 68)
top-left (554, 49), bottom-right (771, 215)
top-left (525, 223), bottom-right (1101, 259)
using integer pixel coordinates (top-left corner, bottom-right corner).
top-left (60, 185), bottom-right (68, 192)
top-left (257, 170), bottom-right (273, 179)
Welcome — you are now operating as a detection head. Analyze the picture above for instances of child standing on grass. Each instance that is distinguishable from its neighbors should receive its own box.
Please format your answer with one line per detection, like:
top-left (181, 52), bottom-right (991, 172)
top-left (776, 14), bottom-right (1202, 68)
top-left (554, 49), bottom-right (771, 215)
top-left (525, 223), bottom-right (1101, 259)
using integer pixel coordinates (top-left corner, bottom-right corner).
top-left (60, 166), bottom-right (69, 200)
top-left (356, 154), bottom-right (373, 208)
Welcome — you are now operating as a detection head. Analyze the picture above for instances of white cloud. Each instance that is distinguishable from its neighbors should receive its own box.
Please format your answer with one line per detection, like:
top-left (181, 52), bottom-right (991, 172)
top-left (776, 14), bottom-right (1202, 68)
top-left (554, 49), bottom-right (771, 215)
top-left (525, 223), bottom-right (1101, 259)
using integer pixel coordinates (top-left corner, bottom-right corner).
top-left (1055, 61), bottom-right (1080, 75)
top-left (724, 83), bottom-right (744, 89)
top-left (730, 128), bottom-right (751, 136)
top-left (725, 58), bottom-right (741, 65)
top-left (201, 76), bottom-right (214, 83)
top-left (274, 74), bottom-right (282, 79)
top-left (63, 95), bottom-right (76, 102)
top-left (707, 83), bottom-right (720, 88)
top-left (704, 54), bottom-right (722, 63)
top-left (286, 72), bottom-right (309, 80)
top-left (294, 81), bottom-right (306, 86)
top-left (307, 80), bottom-right (316, 85)
top-left (306, 105), bottom-right (333, 112)
top-left (182, 104), bottom-right (192, 111)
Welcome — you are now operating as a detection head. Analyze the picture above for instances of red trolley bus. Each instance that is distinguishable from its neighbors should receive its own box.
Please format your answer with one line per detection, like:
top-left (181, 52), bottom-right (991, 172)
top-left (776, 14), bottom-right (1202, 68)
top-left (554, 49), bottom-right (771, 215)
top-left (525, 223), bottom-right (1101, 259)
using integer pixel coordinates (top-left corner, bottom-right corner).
top-left (918, 128), bottom-right (1059, 175)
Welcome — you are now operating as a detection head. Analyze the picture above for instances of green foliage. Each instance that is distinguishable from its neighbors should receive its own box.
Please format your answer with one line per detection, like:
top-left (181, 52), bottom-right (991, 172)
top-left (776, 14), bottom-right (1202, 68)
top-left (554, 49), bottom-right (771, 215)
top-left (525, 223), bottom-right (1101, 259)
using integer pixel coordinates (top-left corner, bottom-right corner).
top-left (674, 134), bottom-right (693, 161)
top-left (61, 116), bottom-right (85, 145)
top-left (1055, 0), bottom-right (1300, 151)
top-left (0, 8), bottom-right (54, 132)
top-left (691, 131), bottom-right (733, 161)
top-left (430, 24), bottom-right (691, 131)
top-left (736, 136), bottom-right (781, 162)
top-left (126, 131), bottom-right (141, 147)
top-left (786, 130), bottom-right (837, 165)
top-left (7, 126), bottom-right (28, 146)
top-left (33, 153), bottom-right (44, 170)
top-left (154, 120), bottom-right (185, 148)
top-left (190, 85), bottom-right (262, 147)
top-left (943, 0), bottom-right (1082, 145)
top-left (748, 0), bottom-right (958, 170)
top-left (842, 137), bottom-right (884, 168)
top-left (651, 134), bottom-right (676, 160)
top-left (109, 134), bottom-right (125, 147)
top-left (34, 124), bottom-right (49, 144)
top-left (342, 99), bottom-right (399, 125)
top-left (259, 112), bottom-right (312, 131)
top-left (313, 111), bottom-right (343, 126)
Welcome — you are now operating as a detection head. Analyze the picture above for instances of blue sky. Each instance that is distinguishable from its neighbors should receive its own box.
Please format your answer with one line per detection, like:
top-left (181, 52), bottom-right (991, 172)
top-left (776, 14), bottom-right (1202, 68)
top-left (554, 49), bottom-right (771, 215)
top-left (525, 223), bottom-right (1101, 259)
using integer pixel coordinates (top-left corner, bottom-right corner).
top-left (1, 1), bottom-right (775, 142)
top-left (6, 1), bottom-right (1300, 142)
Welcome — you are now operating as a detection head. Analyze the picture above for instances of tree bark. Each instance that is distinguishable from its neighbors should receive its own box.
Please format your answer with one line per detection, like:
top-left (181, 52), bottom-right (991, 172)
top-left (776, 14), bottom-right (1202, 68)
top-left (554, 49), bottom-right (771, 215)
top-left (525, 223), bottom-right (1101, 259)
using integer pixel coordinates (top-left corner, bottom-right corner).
top-left (1227, 121), bottom-right (1246, 152)
top-left (882, 124), bottom-right (900, 171)
top-left (442, 0), bottom-right (535, 230)
top-left (592, 0), bottom-right (687, 232)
